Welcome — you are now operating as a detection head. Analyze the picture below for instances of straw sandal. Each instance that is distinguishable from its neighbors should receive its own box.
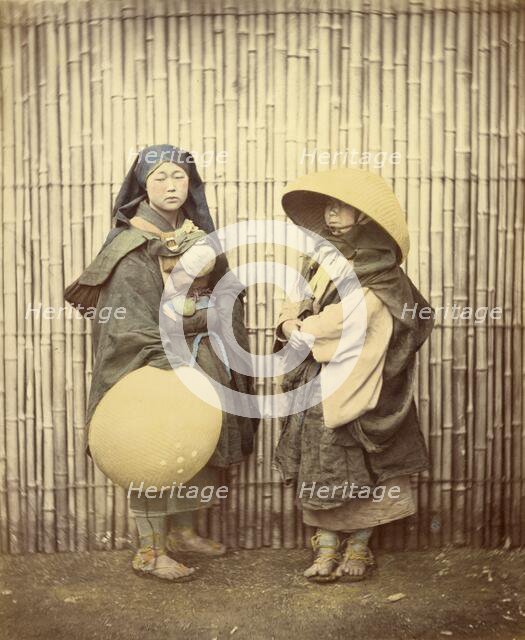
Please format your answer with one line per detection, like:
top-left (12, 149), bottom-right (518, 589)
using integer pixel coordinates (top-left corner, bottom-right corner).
top-left (336, 540), bottom-right (377, 583)
top-left (304, 532), bottom-right (341, 583)
top-left (132, 544), bottom-right (196, 582)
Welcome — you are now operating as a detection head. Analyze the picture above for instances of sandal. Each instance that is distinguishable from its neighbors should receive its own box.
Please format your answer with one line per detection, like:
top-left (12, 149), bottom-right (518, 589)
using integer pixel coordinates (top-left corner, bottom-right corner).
top-left (336, 540), bottom-right (377, 583)
top-left (132, 544), bottom-right (196, 582)
top-left (304, 532), bottom-right (341, 583)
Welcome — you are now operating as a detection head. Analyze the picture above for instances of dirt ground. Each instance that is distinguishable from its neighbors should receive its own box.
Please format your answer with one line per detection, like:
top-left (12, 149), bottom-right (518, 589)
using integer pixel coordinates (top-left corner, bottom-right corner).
top-left (1, 548), bottom-right (524, 640)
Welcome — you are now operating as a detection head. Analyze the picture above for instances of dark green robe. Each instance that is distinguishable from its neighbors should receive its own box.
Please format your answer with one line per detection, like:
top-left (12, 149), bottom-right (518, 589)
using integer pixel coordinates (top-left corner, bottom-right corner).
top-left (64, 205), bottom-right (257, 468)
top-left (273, 222), bottom-right (434, 510)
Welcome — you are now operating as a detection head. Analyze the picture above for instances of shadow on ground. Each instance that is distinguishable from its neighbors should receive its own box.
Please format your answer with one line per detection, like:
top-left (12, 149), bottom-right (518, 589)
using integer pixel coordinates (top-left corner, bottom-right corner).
top-left (1, 548), bottom-right (524, 639)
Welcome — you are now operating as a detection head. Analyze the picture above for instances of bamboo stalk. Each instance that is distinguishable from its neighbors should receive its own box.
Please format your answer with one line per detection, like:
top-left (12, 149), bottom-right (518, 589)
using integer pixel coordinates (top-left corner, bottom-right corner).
top-left (466, 0), bottom-right (480, 547)
top-left (497, 8), bottom-right (512, 549)
top-left (452, 8), bottom-right (471, 547)
top-left (14, 1), bottom-right (29, 554)
top-left (407, 0), bottom-right (428, 548)
top-left (428, 3), bottom-right (446, 547)
top-left (476, 0), bottom-right (491, 547)
top-left (0, 2), bottom-right (7, 554)
top-left (348, 5), bottom-right (364, 155)
top-left (516, 4), bottom-right (525, 548)
top-left (487, 4), bottom-right (501, 548)
top-left (504, 4), bottom-right (521, 550)
top-left (329, 10), bottom-right (342, 158)
top-left (316, 2), bottom-right (331, 163)
top-left (32, 4), bottom-right (45, 552)
top-left (34, 1), bottom-right (56, 554)
top-left (22, 2), bottom-right (38, 553)
top-left (58, 0), bottom-right (75, 551)
top-left (2, 1), bottom-right (23, 553)
top-left (367, 0), bottom-right (381, 164)
top-left (44, 0), bottom-right (69, 552)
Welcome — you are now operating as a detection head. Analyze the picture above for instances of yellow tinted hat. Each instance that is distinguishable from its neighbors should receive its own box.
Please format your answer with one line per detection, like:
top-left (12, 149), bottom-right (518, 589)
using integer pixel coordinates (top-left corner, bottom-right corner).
top-left (88, 366), bottom-right (222, 490)
top-left (282, 167), bottom-right (410, 262)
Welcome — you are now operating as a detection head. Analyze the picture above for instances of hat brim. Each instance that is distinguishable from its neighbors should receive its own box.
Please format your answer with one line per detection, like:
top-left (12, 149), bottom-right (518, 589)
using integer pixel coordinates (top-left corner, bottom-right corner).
top-left (281, 168), bottom-right (410, 263)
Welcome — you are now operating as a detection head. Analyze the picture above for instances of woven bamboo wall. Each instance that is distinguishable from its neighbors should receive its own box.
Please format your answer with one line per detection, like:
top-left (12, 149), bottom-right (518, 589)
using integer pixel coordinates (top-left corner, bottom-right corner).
top-left (0, 0), bottom-right (524, 554)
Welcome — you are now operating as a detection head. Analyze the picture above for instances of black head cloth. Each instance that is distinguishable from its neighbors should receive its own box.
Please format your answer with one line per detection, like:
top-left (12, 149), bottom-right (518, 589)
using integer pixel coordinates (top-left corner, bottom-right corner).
top-left (104, 144), bottom-right (216, 247)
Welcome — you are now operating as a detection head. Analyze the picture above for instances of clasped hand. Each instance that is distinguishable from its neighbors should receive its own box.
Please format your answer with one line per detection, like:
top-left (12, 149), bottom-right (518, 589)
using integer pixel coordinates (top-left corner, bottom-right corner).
top-left (282, 319), bottom-right (315, 351)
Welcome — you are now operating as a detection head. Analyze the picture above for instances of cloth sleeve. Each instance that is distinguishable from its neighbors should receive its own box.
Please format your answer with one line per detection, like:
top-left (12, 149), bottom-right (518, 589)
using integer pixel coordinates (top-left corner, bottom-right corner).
top-left (301, 288), bottom-right (394, 428)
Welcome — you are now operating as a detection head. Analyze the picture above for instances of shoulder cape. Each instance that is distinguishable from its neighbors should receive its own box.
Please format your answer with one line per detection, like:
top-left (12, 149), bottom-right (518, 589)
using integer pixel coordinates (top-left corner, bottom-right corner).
top-left (64, 228), bottom-right (149, 314)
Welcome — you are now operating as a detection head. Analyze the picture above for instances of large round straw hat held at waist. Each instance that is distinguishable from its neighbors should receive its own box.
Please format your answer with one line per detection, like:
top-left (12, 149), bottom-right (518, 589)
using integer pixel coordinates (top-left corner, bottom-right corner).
top-left (88, 366), bottom-right (222, 490)
top-left (281, 167), bottom-right (410, 263)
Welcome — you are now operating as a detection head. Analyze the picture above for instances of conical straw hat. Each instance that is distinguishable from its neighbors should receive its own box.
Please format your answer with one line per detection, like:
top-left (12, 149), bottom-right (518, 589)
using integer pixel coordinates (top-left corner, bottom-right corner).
top-left (88, 366), bottom-right (222, 490)
top-left (282, 167), bottom-right (410, 262)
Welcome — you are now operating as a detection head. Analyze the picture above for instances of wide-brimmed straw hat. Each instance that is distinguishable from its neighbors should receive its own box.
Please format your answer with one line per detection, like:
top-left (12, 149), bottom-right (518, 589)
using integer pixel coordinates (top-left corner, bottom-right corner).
top-left (281, 167), bottom-right (410, 262)
top-left (88, 366), bottom-right (222, 490)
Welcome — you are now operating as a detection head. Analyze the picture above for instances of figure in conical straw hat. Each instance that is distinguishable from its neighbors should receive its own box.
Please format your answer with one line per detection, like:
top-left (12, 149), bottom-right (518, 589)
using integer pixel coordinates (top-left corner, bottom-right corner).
top-left (65, 145), bottom-right (258, 581)
top-left (274, 167), bottom-right (434, 582)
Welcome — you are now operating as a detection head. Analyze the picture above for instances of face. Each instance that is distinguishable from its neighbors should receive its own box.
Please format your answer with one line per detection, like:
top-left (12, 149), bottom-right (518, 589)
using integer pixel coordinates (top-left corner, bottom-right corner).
top-left (146, 162), bottom-right (189, 213)
top-left (324, 198), bottom-right (365, 235)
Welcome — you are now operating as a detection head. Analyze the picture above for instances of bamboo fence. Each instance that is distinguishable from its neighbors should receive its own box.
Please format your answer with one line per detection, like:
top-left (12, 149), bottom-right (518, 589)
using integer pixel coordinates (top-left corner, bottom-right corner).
top-left (0, 0), bottom-right (523, 553)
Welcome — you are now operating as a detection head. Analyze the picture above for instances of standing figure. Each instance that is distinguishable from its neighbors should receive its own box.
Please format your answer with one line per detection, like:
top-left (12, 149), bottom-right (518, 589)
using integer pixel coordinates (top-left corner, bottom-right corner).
top-left (65, 145), bottom-right (257, 581)
top-left (274, 167), bottom-right (434, 582)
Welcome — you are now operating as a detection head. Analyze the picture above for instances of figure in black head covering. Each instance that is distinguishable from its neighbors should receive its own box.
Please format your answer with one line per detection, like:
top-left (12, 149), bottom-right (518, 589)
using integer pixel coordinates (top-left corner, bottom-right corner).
top-left (64, 144), bottom-right (258, 581)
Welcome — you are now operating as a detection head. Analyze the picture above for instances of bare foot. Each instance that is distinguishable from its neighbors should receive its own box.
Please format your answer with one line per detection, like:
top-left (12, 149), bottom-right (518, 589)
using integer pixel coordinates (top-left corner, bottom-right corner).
top-left (303, 555), bottom-right (339, 579)
top-left (304, 530), bottom-right (340, 581)
top-left (132, 547), bottom-right (195, 581)
top-left (336, 543), bottom-right (375, 580)
top-left (167, 528), bottom-right (226, 556)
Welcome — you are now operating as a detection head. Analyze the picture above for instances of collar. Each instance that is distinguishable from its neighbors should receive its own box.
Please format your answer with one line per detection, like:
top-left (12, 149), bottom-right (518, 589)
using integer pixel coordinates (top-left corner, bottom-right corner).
top-left (135, 200), bottom-right (183, 232)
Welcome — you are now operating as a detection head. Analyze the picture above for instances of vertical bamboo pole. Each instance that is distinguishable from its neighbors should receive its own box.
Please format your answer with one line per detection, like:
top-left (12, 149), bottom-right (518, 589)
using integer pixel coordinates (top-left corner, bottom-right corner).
top-left (22, 2), bottom-right (38, 553)
top-left (367, 0), bottom-right (381, 167)
top-left (58, 1), bottom-right (75, 550)
top-left (476, 0), bottom-right (491, 548)
top-left (245, 10), bottom-right (262, 549)
top-left (255, 11), bottom-right (274, 549)
top-left (361, 0), bottom-right (370, 155)
top-left (339, 10), bottom-right (350, 156)
top-left (329, 10), bottom-right (342, 159)
top-left (487, 4), bottom-right (501, 548)
top-left (14, 1), bottom-right (30, 554)
top-left (2, 0), bottom-right (23, 554)
top-left (0, 1), bottom-right (7, 554)
top-left (251, 8), bottom-right (272, 547)
top-left (415, 4), bottom-right (432, 554)
top-left (45, 0), bottom-right (69, 552)
top-left (506, 4), bottom-right (521, 549)
top-left (316, 1), bottom-right (331, 159)
top-left (517, 5), bottom-right (525, 549)
top-left (264, 12), bottom-right (283, 551)
top-left (408, 0), bottom-right (428, 547)
top-left (348, 5), bottom-right (364, 156)
top-left (429, 3), bottom-right (446, 546)
top-left (466, 0), bottom-right (479, 547)
top-left (36, 1), bottom-right (56, 554)
top-left (152, 0), bottom-right (168, 144)
top-left (94, 0), bottom-right (114, 548)
top-left (452, 8), bottom-right (471, 547)
top-left (134, 0), bottom-right (147, 148)
top-left (439, 7), bottom-right (456, 548)
top-left (497, 8), bottom-right (512, 548)
top-left (394, 6), bottom-right (422, 550)
top-left (273, 8), bottom-right (293, 550)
